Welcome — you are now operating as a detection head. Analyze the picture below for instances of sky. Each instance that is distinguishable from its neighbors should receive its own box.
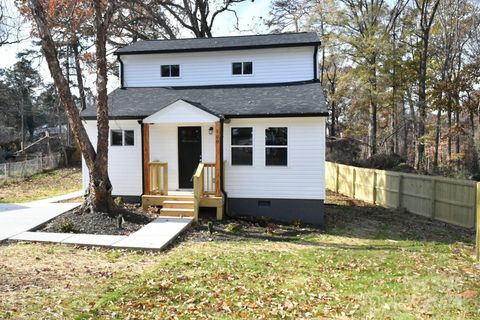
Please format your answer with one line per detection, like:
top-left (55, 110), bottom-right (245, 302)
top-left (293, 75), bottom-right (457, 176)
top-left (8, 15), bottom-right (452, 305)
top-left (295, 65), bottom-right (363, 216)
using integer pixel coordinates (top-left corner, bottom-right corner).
top-left (0, 0), bottom-right (272, 93)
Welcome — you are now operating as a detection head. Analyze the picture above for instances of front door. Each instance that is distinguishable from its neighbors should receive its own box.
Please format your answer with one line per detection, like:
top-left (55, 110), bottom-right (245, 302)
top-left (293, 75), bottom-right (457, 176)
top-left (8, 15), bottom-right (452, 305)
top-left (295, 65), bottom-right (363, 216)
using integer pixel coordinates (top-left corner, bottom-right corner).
top-left (178, 126), bottom-right (202, 189)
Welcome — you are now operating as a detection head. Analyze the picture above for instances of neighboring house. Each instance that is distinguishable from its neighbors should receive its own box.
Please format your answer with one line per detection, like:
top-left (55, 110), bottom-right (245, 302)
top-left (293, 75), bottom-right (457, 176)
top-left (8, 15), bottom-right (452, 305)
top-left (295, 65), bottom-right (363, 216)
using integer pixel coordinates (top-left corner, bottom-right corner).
top-left (81, 32), bottom-right (327, 224)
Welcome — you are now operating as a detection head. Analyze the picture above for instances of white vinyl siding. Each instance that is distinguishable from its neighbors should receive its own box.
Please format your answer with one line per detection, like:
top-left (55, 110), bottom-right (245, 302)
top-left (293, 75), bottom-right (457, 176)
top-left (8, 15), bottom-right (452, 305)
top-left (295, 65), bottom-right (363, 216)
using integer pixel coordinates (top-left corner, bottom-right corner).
top-left (150, 124), bottom-right (216, 190)
top-left (122, 46), bottom-right (314, 87)
top-left (224, 117), bottom-right (325, 200)
top-left (82, 120), bottom-right (143, 196)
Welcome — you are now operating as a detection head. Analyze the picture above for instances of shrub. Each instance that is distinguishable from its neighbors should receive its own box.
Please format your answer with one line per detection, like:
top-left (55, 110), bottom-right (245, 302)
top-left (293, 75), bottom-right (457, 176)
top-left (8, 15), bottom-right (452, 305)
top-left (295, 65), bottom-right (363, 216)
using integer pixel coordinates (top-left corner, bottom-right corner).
top-left (59, 218), bottom-right (75, 233)
top-left (116, 214), bottom-right (124, 229)
top-left (207, 221), bottom-right (214, 235)
top-left (225, 223), bottom-right (241, 233)
top-left (292, 219), bottom-right (304, 228)
top-left (266, 223), bottom-right (275, 234)
top-left (114, 197), bottom-right (124, 207)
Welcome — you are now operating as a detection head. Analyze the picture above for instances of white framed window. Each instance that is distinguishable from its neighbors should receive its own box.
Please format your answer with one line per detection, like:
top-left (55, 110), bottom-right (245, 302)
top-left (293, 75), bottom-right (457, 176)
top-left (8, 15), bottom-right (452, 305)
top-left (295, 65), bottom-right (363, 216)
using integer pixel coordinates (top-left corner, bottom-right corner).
top-left (111, 129), bottom-right (135, 146)
top-left (231, 127), bottom-right (253, 165)
top-left (232, 62), bottom-right (253, 75)
top-left (265, 127), bottom-right (287, 166)
top-left (161, 64), bottom-right (180, 77)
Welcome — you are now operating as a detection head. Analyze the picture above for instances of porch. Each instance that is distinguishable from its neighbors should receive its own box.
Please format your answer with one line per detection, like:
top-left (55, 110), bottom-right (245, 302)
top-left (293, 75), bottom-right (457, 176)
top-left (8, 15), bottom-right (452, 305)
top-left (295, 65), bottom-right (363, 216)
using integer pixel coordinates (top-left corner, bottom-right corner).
top-left (140, 100), bottom-right (224, 220)
top-left (141, 161), bottom-right (224, 220)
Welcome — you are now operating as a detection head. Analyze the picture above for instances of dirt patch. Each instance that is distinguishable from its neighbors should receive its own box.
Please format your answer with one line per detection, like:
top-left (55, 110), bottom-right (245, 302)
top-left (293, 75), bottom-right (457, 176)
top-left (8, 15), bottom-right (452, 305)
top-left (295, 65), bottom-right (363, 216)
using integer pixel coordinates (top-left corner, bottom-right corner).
top-left (36, 204), bottom-right (157, 235)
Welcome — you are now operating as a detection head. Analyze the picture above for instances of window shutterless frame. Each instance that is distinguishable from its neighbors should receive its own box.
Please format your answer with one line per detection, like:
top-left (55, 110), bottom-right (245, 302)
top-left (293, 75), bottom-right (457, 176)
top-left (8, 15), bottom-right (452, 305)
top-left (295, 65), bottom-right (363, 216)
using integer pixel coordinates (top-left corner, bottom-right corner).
top-left (265, 127), bottom-right (288, 166)
top-left (231, 61), bottom-right (253, 76)
top-left (110, 129), bottom-right (135, 147)
top-left (231, 127), bottom-right (253, 165)
top-left (160, 64), bottom-right (180, 78)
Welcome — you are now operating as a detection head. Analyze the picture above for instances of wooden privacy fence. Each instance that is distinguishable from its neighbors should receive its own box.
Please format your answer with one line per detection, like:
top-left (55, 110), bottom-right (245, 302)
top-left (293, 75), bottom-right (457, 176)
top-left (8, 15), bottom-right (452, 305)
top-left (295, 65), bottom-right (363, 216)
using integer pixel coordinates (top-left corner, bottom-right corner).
top-left (326, 162), bottom-right (479, 230)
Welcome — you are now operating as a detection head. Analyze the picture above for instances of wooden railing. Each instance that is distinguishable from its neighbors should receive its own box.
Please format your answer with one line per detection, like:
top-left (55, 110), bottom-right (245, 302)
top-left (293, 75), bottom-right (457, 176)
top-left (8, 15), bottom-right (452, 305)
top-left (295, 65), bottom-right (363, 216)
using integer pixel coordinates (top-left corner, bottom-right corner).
top-left (193, 162), bottom-right (220, 220)
top-left (203, 163), bottom-right (216, 195)
top-left (149, 161), bottom-right (168, 195)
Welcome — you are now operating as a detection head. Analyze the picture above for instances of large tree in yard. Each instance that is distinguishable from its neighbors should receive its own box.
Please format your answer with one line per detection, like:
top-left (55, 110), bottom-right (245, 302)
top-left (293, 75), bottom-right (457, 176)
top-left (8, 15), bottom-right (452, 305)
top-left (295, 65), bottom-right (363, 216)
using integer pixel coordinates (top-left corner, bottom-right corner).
top-left (28, 0), bottom-right (116, 213)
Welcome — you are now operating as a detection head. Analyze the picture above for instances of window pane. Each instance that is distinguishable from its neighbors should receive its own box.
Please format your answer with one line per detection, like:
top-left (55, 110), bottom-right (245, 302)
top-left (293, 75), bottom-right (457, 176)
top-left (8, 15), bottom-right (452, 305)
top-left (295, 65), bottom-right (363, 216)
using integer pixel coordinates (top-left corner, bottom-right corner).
top-left (243, 62), bottom-right (253, 74)
top-left (231, 127), bottom-right (252, 145)
top-left (266, 147), bottom-right (287, 166)
top-left (266, 127), bottom-right (287, 146)
top-left (111, 130), bottom-right (123, 146)
top-left (161, 65), bottom-right (170, 77)
top-left (171, 65), bottom-right (180, 77)
top-left (124, 130), bottom-right (134, 146)
top-left (232, 147), bottom-right (252, 165)
top-left (232, 62), bottom-right (242, 75)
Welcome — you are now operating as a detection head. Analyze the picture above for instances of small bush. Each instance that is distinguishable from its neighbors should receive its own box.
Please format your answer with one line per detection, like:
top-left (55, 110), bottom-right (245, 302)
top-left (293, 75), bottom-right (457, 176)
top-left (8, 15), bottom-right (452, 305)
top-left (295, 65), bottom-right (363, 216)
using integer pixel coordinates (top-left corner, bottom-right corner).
top-left (258, 216), bottom-right (270, 227)
top-left (207, 221), bottom-right (214, 235)
top-left (266, 223), bottom-right (275, 235)
top-left (225, 223), bottom-right (241, 233)
top-left (114, 197), bottom-right (124, 207)
top-left (59, 218), bottom-right (76, 233)
top-left (116, 214), bottom-right (124, 229)
top-left (292, 219), bottom-right (304, 228)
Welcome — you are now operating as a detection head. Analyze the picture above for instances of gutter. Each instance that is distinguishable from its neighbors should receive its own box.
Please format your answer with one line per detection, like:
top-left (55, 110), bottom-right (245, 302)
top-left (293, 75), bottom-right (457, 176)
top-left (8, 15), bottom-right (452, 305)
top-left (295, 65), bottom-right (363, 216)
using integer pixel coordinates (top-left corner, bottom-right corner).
top-left (219, 119), bottom-right (229, 216)
top-left (139, 120), bottom-right (145, 195)
top-left (313, 45), bottom-right (319, 81)
top-left (117, 55), bottom-right (125, 89)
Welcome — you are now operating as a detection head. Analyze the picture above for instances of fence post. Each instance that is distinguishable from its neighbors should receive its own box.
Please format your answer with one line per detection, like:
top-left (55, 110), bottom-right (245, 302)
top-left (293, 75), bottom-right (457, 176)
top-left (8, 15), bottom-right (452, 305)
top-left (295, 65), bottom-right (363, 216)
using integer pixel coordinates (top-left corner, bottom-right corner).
top-left (476, 182), bottom-right (479, 261)
top-left (351, 168), bottom-right (356, 198)
top-left (372, 170), bottom-right (377, 204)
top-left (397, 174), bottom-right (403, 209)
top-left (335, 163), bottom-right (340, 194)
top-left (430, 178), bottom-right (437, 219)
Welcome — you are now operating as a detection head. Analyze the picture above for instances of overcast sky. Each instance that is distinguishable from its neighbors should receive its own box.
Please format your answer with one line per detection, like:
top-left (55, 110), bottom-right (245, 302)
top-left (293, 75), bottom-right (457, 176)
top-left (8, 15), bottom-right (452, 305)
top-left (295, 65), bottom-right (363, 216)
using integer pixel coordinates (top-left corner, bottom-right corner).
top-left (0, 0), bottom-right (272, 92)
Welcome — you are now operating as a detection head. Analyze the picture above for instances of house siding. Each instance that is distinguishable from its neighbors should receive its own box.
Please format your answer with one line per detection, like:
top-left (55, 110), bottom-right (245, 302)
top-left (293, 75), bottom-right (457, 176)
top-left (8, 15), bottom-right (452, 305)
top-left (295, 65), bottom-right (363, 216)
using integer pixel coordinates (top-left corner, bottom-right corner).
top-left (223, 117), bottom-right (326, 200)
top-left (122, 46), bottom-right (315, 87)
top-left (82, 120), bottom-right (143, 197)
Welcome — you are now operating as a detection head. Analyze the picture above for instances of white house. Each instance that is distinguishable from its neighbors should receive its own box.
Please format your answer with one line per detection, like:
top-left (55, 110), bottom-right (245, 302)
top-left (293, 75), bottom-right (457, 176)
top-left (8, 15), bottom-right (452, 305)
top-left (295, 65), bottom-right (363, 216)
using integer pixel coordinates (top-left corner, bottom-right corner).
top-left (81, 32), bottom-right (327, 224)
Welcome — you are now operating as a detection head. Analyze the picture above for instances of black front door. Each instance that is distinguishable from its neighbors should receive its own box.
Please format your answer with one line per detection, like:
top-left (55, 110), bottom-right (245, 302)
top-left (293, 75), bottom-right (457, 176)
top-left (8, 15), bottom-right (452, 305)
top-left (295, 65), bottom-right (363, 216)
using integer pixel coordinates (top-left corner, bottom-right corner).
top-left (178, 126), bottom-right (202, 189)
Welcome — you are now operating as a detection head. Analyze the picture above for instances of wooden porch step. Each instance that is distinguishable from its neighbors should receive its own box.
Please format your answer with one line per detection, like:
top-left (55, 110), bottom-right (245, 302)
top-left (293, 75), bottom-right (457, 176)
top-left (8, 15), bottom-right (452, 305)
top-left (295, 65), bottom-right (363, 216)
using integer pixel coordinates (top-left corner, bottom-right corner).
top-left (159, 208), bottom-right (194, 218)
top-left (163, 200), bottom-right (194, 209)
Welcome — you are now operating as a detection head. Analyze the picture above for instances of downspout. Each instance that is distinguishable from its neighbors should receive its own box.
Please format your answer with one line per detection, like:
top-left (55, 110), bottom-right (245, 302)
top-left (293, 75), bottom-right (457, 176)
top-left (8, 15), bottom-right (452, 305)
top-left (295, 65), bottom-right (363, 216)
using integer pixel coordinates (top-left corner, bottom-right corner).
top-left (220, 118), bottom-right (228, 216)
top-left (313, 45), bottom-right (319, 81)
top-left (117, 55), bottom-right (125, 89)
top-left (139, 120), bottom-right (145, 195)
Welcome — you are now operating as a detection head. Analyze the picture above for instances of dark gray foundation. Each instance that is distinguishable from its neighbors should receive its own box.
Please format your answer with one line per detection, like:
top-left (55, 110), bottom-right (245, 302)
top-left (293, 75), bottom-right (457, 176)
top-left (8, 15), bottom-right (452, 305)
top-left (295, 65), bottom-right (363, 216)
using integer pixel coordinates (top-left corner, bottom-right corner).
top-left (113, 195), bottom-right (142, 203)
top-left (227, 198), bottom-right (324, 225)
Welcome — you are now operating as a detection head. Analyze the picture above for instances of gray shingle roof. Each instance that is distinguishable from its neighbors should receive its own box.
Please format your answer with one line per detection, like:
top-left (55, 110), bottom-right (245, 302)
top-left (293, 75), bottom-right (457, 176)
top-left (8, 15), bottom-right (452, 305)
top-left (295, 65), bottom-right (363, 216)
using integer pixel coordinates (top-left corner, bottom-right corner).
top-left (81, 81), bottom-right (327, 119)
top-left (114, 32), bottom-right (320, 55)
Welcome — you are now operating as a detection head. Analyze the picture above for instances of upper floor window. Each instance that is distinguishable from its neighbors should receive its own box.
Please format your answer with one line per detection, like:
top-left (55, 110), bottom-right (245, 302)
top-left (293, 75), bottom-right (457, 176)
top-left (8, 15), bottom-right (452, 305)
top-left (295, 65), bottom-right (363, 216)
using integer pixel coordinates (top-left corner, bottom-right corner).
top-left (111, 129), bottom-right (134, 146)
top-left (231, 127), bottom-right (253, 165)
top-left (232, 62), bottom-right (253, 75)
top-left (265, 127), bottom-right (287, 166)
top-left (161, 64), bottom-right (180, 77)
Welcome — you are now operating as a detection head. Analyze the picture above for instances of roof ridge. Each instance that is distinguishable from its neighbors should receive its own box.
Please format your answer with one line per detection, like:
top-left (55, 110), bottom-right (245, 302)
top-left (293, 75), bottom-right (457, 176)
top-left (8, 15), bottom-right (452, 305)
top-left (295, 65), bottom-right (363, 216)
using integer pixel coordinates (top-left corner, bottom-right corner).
top-left (131, 32), bottom-right (316, 43)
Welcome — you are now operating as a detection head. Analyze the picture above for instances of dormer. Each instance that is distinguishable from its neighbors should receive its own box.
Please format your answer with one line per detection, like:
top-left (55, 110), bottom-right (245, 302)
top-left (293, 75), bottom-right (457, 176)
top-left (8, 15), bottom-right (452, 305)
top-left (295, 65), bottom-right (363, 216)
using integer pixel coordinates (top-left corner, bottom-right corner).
top-left (114, 32), bottom-right (320, 88)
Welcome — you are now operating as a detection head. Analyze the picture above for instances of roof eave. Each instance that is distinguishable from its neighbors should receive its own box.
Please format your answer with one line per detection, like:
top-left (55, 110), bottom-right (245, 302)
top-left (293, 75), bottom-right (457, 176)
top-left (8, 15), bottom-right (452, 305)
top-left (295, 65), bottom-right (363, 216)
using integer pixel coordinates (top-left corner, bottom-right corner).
top-left (113, 41), bottom-right (321, 56)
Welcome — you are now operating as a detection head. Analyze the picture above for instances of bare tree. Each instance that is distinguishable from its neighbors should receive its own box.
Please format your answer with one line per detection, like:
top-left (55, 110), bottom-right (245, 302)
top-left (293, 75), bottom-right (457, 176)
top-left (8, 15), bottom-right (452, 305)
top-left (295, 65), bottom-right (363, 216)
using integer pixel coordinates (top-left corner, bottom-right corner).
top-left (28, 0), bottom-right (117, 213)
top-left (0, 0), bottom-right (23, 46)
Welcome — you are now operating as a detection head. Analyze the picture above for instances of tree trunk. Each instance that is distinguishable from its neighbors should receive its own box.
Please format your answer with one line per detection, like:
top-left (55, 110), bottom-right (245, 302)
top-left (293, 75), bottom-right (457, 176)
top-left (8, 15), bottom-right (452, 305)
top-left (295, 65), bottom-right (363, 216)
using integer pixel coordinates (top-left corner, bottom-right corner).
top-left (29, 0), bottom-right (116, 213)
top-left (368, 56), bottom-right (378, 157)
top-left (72, 36), bottom-right (87, 111)
top-left (416, 34), bottom-right (428, 170)
top-left (433, 108), bottom-right (441, 170)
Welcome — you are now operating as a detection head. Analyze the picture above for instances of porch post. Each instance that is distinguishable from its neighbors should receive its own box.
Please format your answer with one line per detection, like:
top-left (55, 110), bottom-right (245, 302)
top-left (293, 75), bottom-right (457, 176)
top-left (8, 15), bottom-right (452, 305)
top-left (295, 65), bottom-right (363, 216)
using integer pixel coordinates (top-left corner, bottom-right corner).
top-left (143, 123), bottom-right (150, 195)
top-left (215, 121), bottom-right (222, 197)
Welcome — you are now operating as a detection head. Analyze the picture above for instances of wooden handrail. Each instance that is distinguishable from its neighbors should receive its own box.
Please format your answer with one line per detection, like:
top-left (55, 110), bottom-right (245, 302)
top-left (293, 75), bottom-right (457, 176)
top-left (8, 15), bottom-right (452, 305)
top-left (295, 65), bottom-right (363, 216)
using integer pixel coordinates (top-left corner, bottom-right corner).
top-left (149, 161), bottom-right (168, 195)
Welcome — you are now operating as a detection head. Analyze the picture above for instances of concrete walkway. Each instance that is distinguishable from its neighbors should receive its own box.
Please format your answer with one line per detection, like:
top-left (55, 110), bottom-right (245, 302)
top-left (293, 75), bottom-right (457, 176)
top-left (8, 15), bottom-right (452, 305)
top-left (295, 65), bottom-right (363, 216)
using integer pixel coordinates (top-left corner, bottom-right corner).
top-left (0, 200), bottom-right (81, 242)
top-left (11, 217), bottom-right (193, 250)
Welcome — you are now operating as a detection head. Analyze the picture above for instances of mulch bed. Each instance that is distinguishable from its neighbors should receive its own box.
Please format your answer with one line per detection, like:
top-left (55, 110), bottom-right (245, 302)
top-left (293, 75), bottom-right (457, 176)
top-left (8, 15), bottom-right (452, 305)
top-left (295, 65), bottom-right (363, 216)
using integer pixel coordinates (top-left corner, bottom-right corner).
top-left (36, 204), bottom-right (157, 236)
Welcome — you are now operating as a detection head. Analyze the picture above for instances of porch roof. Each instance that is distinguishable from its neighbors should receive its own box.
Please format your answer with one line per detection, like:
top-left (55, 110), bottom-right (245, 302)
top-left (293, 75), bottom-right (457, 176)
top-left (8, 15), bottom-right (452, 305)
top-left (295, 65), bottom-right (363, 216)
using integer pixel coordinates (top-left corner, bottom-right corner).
top-left (81, 80), bottom-right (328, 120)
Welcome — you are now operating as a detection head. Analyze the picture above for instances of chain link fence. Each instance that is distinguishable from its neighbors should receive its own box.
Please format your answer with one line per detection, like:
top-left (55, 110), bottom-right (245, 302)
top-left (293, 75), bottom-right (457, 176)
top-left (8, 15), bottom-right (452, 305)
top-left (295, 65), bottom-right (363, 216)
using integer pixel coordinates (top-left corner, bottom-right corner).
top-left (0, 153), bottom-right (62, 186)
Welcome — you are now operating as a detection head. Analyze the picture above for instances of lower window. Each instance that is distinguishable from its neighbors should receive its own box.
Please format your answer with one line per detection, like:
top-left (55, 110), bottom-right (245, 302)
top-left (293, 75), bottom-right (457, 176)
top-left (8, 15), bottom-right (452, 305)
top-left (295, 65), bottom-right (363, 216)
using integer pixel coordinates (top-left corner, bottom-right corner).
top-left (232, 147), bottom-right (253, 165)
top-left (266, 147), bottom-right (287, 166)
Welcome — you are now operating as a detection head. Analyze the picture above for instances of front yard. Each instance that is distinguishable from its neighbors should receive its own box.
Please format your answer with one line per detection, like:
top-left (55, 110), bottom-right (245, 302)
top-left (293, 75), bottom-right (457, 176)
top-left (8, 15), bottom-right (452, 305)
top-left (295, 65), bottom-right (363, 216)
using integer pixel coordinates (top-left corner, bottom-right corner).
top-left (0, 167), bottom-right (82, 203)
top-left (0, 192), bottom-right (479, 319)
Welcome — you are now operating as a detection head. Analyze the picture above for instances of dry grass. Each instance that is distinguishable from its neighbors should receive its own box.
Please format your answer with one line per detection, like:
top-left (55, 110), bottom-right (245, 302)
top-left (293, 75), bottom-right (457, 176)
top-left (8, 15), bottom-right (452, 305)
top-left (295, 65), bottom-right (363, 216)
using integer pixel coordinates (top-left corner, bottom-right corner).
top-left (0, 167), bottom-right (82, 203)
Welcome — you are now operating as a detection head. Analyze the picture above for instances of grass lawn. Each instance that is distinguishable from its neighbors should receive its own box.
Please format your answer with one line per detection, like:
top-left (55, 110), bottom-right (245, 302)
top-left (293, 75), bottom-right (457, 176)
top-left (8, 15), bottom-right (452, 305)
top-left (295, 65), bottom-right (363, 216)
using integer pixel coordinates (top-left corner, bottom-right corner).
top-left (0, 192), bottom-right (479, 319)
top-left (0, 167), bottom-right (82, 203)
